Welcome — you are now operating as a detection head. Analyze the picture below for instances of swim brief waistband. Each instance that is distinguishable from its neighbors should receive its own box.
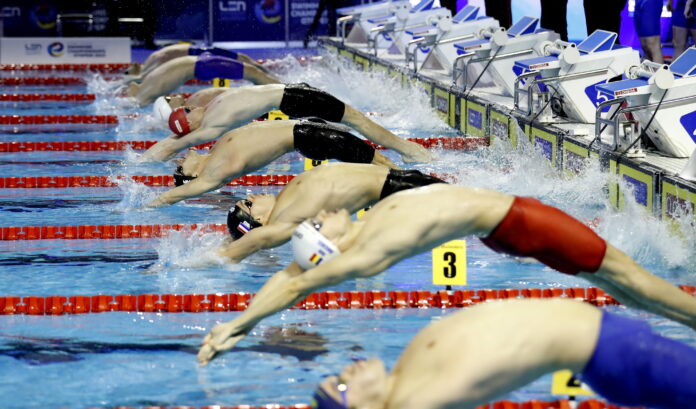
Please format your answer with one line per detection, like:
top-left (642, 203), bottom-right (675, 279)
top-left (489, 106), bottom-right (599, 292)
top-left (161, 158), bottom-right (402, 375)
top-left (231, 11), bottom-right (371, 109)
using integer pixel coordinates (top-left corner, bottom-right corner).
top-left (194, 53), bottom-right (244, 81)
top-left (379, 169), bottom-right (446, 199)
top-left (189, 46), bottom-right (239, 60)
top-left (293, 120), bottom-right (374, 164)
top-left (280, 83), bottom-right (345, 123)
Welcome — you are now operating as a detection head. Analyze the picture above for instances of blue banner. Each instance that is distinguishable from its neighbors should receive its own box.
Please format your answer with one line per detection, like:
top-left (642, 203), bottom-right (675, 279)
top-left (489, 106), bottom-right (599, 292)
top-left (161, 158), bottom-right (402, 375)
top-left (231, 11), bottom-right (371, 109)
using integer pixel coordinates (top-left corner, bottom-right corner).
top-left (214, 0), bottom-right (285, 42)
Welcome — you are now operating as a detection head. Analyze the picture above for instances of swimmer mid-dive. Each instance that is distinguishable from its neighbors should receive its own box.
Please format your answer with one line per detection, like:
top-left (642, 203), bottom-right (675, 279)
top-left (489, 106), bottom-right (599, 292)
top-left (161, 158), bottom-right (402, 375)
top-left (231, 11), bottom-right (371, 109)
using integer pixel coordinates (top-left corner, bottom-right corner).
top-left (145, 119), bottom-right (399, 208)
top-left (125, 43), bottom-right (267, 83)
top-left (198, 183), bottom-right (696, 364)
top-left (219, 163), bottom-right (444, 262)
top-left (139, 83), bottom-right (433, 163)
top-left (311, 299), bottom-right (696, 409)
top-left (152, 88), bottom-right (229, 120)
top-left (126, 53), bottom-right (280, 106)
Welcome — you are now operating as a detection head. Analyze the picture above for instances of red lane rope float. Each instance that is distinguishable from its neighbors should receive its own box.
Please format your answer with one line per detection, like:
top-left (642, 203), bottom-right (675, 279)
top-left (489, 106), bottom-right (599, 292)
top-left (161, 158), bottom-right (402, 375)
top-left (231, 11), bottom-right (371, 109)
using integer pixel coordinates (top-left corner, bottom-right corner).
top-left (0, 115), bottom-right (118, 134)
top-left (0, 173), bottom-right (295, 189)
top-left (0, 223), bottom-right (227, 241)
top-left (0, 93), bottom-right (95, 103)
top-left (0, 77), bottom-right (210, 86)
top-left (0, 114), bottom-right (117, 125)
top-left (0, 137), bottom-right (489, 153)
top-left (0, 401), bottom-right (644, 409)
top-left (0, 63), bottom-right (131, 73)
top-left (2, 286), bottom-right (695, 315)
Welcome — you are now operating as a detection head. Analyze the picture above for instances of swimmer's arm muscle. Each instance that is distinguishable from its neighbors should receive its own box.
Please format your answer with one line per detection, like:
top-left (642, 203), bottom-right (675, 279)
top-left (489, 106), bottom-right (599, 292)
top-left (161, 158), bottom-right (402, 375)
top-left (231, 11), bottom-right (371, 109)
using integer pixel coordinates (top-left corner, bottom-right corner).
top-left (219, 222), bottom-right (296, 263)
top-left (146, 177), bottom-right (224, 207)
top-left (139, 127), bottom-right (223, 162)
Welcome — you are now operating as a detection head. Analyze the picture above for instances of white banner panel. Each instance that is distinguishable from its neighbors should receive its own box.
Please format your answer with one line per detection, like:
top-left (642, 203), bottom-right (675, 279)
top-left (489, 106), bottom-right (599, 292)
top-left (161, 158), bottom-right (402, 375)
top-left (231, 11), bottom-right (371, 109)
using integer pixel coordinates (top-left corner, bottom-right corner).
top-left (0, 37), bottom-right (131, 64)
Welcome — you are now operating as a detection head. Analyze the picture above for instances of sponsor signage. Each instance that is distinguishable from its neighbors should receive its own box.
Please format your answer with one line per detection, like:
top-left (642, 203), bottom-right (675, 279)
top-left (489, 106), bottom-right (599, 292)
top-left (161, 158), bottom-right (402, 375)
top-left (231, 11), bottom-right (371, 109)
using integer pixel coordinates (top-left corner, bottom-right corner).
top-left (0, 37), bottom-right (130, 63)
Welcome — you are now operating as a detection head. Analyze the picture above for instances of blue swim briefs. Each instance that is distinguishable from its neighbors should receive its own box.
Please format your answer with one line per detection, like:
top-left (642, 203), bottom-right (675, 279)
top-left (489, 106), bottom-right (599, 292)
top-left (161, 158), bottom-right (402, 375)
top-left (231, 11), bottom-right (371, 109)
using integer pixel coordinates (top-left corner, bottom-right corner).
top-left (188, 46), bottom-right (239, 60)
top-left (580, 311), bottom-right (696, 409)
top-left (193, 53), bottom-right (244, 81)
top-left (633, 0), bottom-right (663, 36)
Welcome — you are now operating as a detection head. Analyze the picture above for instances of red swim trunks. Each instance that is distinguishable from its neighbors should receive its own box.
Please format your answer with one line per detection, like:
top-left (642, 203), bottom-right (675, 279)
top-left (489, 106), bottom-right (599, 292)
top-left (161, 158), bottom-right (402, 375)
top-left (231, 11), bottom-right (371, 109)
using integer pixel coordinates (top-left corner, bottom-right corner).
top-left (480, 196), bottom-right (607, 275)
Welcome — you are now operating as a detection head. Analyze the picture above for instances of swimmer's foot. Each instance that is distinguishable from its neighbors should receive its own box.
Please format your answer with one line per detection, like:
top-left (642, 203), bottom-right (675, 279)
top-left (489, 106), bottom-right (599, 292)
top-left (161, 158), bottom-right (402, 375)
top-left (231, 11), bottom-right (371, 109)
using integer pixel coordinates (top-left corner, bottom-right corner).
top-left (400, 145), bottom-right (433, 163)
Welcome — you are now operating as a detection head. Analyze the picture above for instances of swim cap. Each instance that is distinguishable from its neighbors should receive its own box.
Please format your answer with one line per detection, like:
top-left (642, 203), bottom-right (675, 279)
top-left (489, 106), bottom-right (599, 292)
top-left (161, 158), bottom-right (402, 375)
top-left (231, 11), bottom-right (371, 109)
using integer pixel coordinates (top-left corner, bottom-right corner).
top-left (292, 221), bottom-right (341, 270)
top-left (227, 205), bottom-right (263, 239)
top-left (153, 96), bottom-right (173, 121)
top-left (173, 165), bottom-right (196, 187)
top-left (169, 107), bottom-right (191, 137)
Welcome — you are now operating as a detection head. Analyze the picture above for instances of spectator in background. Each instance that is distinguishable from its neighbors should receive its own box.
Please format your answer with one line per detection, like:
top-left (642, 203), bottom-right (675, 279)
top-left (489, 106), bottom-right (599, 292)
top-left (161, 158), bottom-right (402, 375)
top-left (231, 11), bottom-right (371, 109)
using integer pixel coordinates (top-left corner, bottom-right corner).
top-left (541, 0), bottom-right (568, 41)
top-left (671, 0), bottom-right (696, 58)
top-left (634, 0), bottom-right (664, 63)
top-left (304, 0), bottom-right (342, 47)
top-left (584, 0), bottom-right (628, 40)
top-left (484, 0), bottom-right (512, 29)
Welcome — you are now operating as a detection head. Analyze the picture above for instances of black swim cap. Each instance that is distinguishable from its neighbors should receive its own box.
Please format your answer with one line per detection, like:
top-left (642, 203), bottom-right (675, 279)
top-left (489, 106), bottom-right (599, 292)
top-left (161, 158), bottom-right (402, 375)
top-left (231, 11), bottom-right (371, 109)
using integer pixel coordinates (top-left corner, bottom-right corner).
top-left (227, 205), bottom-right (263, 239)
top-left (173, 165), bottom-right (196, 187)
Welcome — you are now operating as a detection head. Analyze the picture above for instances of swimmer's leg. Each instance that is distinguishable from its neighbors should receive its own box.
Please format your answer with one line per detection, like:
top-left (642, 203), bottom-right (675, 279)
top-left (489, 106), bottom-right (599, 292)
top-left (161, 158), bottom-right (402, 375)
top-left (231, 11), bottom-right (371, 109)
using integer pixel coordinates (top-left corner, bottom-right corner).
top-left (341, 105), bottom-right (433, 163)
top-left (580, 244), bottom-right (696, 330)
top-left (242, 63), bottom-right (280, 85)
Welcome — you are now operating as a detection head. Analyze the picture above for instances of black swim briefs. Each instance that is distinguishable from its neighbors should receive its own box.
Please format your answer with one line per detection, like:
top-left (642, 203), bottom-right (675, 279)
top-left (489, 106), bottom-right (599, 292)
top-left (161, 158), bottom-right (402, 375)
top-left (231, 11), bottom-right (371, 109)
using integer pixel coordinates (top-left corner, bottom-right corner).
top-left (280, 83), bottom-right (346, 122)
top-left (293, 120), bottom-right (375, 164)
top-left (379, 169), bottom-right (446, 199)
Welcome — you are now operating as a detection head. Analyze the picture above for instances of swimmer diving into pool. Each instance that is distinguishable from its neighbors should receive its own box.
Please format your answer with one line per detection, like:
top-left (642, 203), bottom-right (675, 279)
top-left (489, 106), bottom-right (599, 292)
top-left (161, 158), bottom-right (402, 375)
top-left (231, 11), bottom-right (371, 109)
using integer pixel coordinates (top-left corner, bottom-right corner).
top-left (310, 299), bottom-right (696, 409)
top-left (125, 43), bottom-right (267, 81)
top-left (126, 53), bottom-right (280, 106)
top-left (152, 88), bottom-right (228, 119)
top-left (139, 83), bottom-right (433, 163)
top-left (219, 163), bottom-right (444, 262)
top-left (198, 184), bottom-right (696, 365)
top-left (145, 120), bottom-right (399, 208)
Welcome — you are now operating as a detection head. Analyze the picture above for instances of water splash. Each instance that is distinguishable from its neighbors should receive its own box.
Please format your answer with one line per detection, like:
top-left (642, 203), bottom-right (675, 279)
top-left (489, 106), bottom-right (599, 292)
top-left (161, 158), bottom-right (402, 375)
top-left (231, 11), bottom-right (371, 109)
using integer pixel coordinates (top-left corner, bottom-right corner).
top-left (147, 227), bottom-right (243, 294)
top-left (110, 174), bottom-right (160, 212)
top-left (275, 53), bottom-right (451, 136)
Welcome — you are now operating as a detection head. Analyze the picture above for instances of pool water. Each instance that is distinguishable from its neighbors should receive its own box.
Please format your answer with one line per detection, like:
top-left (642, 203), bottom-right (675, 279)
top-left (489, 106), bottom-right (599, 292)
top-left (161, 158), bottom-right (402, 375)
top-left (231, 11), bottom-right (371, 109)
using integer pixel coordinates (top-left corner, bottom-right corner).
top-left (0, 51), bottom-right (694, 408)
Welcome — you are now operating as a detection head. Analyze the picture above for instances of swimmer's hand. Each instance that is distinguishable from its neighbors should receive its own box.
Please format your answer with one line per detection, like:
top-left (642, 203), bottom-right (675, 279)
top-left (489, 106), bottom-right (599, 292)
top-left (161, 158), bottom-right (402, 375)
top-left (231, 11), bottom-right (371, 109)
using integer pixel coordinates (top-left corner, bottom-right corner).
top-left (198, 321), bottom-right (249, 365)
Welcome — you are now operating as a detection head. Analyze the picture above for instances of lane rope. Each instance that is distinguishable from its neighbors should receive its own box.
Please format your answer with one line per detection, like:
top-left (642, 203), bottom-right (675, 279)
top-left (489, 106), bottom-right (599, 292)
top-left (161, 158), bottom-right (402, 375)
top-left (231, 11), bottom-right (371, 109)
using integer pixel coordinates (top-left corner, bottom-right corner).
top-left (0, 223), bottom-right (227, 241)
top-left (0, 170), bottom-right (462, 189)
top-left (0, 287), bottom-right (654, 315)
top-left (0, 401), bottom-right (642, 409)
top-left (0, 77), bottom-right (212, 86)
top-left (0, 136), bottom-right (487, 153)
top-left (0, 173), bottom-right (294, 189)
top-left (0, 63), bottom-right (131, 72)
top-left (2, 286), bottom-right (695, 315)
top-left (0, 93), bottom-right (95, 103)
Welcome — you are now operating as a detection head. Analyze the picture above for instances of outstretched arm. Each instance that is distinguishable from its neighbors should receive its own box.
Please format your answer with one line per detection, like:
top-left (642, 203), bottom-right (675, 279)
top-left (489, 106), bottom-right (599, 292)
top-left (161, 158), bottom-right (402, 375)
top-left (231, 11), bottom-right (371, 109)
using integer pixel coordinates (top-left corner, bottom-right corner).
top-left (197, 247), bottom-right (390, 365)
top-left (146, 176), bottom-right (225, 208)
top-left (219, 221), bottom-right (297, 263)
top-left (138, 127), bottom-right (224, 162)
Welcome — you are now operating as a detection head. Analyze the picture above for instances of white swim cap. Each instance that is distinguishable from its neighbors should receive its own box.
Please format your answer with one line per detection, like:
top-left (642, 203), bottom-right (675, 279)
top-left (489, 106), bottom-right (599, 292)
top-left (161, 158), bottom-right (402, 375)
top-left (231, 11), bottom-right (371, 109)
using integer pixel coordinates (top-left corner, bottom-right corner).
top-left (292, 221), bottom-right (341, 270)
top-left (153, 96), bottom-right (173, 122)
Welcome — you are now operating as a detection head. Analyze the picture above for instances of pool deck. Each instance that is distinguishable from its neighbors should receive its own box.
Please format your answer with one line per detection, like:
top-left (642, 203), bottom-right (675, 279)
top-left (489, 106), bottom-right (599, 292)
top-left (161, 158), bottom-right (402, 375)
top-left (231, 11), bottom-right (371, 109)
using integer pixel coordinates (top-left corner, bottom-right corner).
top-left (318, 37), bottom-right (696, 221)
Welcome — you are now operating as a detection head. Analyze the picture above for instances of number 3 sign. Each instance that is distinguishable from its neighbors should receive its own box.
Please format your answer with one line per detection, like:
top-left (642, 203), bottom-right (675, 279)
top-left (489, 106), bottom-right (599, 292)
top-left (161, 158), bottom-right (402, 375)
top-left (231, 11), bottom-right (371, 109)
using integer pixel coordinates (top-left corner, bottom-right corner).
top-left (431, 240), bottom-right (466, 286)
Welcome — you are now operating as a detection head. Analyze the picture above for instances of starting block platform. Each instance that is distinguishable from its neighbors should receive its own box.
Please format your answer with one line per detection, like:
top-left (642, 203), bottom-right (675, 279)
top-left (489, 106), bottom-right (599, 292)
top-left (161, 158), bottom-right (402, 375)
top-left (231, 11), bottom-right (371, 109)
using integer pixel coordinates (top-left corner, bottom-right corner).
top-left (320, 38), bottom-right (696, 222)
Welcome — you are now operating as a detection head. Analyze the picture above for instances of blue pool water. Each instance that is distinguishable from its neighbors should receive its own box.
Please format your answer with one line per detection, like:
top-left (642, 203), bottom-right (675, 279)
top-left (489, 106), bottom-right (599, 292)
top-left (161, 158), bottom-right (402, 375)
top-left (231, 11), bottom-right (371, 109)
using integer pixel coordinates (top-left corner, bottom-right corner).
top-left (0, 52), bottom-right (695, 408)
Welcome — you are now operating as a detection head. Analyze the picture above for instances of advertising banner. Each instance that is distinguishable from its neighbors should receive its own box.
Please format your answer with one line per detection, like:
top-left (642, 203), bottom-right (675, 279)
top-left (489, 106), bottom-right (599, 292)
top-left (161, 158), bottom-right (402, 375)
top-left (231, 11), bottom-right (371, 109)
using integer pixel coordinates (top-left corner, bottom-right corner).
top-left (288, 0), bottom-right (328, 41)
top-left (214, 0), bottom-right (285, 42)
top-left (0, 37), bottom-right (131, 64)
